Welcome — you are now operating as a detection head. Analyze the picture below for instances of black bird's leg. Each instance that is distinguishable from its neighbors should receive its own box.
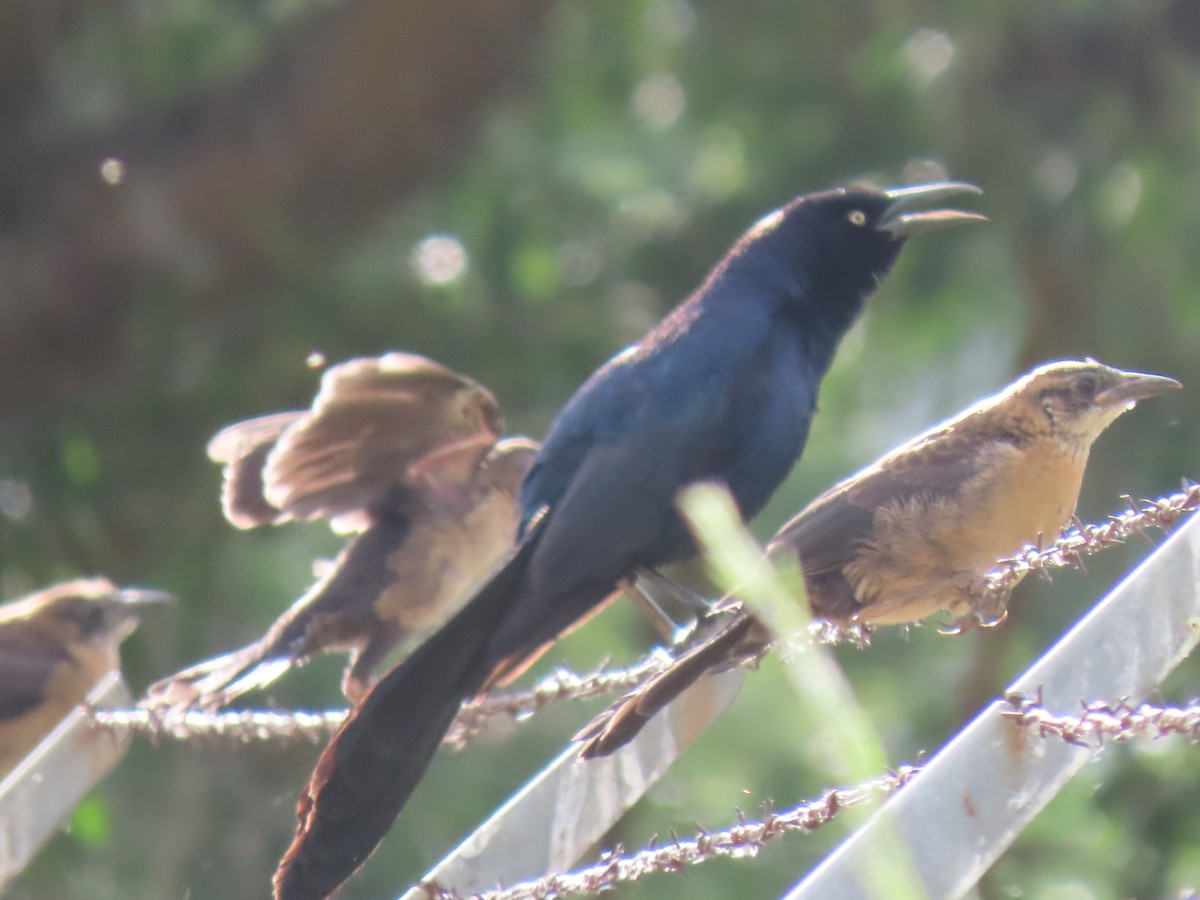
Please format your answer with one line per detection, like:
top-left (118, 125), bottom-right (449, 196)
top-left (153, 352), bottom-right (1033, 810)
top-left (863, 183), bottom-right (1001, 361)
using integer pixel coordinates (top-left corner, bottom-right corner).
top-left (637, 568), bottom-right (713, 615)
top-left (627, 568), bottom-right (717, 646)
top-left (624, 579), bottom-right (690, 644)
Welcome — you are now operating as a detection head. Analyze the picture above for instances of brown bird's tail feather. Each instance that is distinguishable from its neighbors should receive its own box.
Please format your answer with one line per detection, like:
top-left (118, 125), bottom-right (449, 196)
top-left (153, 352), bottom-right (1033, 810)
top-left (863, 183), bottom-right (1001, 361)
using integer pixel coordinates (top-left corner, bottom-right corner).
top-left (273, 538), bottom-right (536, 900)
top-left (575, 611), bottom-right (762, 759)
top-left (142, 643), bottom-right (292, 710)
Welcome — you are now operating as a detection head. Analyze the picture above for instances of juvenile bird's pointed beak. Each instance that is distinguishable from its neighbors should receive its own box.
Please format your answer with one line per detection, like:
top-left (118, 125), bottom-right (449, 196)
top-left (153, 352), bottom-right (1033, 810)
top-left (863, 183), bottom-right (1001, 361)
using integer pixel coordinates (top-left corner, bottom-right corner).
top-left (1095, 371), bottom-right (1182, 407)
top-left (879, 181), bottom-right (987, 238)
top-left (97, 589), bottom-right (173, 642)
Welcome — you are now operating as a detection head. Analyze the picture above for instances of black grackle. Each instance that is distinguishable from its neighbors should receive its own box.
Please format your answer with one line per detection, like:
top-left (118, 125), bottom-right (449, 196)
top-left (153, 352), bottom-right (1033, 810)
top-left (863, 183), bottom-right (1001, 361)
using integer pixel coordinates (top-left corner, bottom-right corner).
top-left (273, 181), bottom-right (984, 899)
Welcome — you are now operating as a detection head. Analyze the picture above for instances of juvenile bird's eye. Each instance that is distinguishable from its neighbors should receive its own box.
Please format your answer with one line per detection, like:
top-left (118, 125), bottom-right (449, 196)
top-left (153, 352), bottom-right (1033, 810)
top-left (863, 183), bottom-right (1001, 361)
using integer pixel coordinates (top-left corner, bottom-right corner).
top-left (1075, 375), bottom-right (1097, 397)
top-left (847, 210), bottom-right (868, 227)
top-left (66, 603), bottom-right (108, 636)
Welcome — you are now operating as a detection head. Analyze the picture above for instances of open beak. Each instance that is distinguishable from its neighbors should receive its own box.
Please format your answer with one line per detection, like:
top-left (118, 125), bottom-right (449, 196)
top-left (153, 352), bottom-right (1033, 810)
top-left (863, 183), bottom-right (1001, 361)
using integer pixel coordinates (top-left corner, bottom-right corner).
top-left (879, 181), bottom-right (987, 238)
top-left (1096, 371), bottom-right (1182, 407)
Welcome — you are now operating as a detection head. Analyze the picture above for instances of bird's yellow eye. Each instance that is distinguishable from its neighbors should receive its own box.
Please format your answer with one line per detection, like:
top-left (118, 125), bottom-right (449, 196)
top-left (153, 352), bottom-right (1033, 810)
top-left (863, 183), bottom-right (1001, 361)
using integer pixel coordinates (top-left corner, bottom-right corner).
top-left (847, 210), bottom-right (868, 227)
top-left (1075, 375), bottom-right (1097, 397)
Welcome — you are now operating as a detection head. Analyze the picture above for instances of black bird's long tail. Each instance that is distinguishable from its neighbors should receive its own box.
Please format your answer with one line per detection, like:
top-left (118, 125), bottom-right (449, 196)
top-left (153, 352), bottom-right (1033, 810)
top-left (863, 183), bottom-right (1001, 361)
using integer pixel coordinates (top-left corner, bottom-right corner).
top-left (575, 610), bottom-right (765, 758)
top-left (273, 538), bottom-right (536, 900)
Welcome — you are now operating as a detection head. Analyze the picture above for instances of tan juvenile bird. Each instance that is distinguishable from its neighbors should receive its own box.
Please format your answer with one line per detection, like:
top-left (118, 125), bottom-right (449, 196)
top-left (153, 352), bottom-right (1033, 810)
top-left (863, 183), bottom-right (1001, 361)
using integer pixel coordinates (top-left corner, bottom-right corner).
top-left (0, 578), bottom-right (172, 778)
top-left (578, 359), bottom-right (1180, 757)
top-left (145, 353), bottom-right (538, 709)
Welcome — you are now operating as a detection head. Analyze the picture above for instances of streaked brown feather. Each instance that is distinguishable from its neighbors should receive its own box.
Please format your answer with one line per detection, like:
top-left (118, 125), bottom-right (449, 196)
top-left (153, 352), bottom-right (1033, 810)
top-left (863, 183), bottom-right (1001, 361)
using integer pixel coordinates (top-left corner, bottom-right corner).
top-left (263, 354), bottom-right (504, 524)
top-left (209, 412), bottom-right (303, 528)
top-left (206, 354), bottom-right (506, 531)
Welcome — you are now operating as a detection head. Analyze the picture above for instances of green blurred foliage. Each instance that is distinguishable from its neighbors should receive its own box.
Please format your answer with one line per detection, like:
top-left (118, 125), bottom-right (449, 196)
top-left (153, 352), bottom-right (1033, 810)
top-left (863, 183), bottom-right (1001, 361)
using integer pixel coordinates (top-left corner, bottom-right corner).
top-left (3, 0), bottom-right (1200, 897)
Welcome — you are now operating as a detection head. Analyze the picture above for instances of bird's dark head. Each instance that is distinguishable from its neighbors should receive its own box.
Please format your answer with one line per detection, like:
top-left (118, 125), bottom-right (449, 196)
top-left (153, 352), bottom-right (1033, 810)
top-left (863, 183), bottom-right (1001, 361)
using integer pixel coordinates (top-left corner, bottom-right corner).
top-left (1013, 359), bottom-right (1181, 447)
top-left (2, 578), bottom-right (175, 647)
top-left (727, 181), bottom-right (984, 327)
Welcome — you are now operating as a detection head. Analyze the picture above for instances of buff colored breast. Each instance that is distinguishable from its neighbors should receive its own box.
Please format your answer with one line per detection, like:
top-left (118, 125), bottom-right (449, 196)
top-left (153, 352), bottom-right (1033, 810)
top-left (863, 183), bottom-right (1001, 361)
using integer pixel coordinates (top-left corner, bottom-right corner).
top-left (845, 437), bottom-right (1088, 625)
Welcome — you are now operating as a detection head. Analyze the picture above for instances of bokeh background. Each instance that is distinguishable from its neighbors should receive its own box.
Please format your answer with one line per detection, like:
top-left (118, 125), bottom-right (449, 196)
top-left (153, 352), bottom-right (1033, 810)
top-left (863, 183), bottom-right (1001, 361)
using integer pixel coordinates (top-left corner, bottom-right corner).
top-left (3, 1), bottom-right (1200, 897)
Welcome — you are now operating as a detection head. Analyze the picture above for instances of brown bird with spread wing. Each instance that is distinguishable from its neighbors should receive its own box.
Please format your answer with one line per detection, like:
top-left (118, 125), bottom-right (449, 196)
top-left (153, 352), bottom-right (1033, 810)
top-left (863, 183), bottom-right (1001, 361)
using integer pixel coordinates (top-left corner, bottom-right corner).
top-left (0, 578), bottom-right (172, 778)
top-left (144, 353), bottom-right (538, 708)
top-left (578, 359), bottom-right (1180, 757)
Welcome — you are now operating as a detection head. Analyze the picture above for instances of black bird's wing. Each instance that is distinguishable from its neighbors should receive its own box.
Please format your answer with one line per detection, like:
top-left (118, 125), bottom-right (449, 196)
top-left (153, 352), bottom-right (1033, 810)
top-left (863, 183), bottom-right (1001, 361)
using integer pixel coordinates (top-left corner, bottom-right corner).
top-left (507, 440), bottom-right (731, 637)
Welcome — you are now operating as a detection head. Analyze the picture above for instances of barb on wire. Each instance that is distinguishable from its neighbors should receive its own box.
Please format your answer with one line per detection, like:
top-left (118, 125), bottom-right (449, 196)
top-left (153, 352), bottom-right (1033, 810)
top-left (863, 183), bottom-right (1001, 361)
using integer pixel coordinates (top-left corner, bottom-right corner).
top-left (1002, 690), bottom-right (1200, 748)
top-left (981, 482), bottom-right (1200, 598)
top-left (418, 766), bottom-right (919, 900)
top-left (444, 653), bottom-right (672, 747)
top-left (87, 706), bottom-right (347, 747)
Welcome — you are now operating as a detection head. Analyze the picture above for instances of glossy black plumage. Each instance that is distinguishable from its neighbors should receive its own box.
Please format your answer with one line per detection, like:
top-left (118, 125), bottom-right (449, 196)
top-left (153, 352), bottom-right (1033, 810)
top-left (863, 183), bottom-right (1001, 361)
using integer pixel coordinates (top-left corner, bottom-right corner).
top-left (273, 181), bottom-right (983, 900)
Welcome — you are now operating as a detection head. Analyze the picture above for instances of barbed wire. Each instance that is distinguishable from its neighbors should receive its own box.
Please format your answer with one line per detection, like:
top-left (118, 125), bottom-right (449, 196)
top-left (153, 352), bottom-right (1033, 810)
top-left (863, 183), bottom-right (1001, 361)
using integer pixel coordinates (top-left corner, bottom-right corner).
top-left (419, 766), bottom-right (921, 900)
top-left (952, 482), bottom-right (1200, 627)
top-left (88, 485), bottom-right (1200, 747)
top-left (1002, 691), bottom-right (1200, 747)
top-left (981, 482), bottom-right (1200, 596)
top-left (444, 653), bottom-right (671, 747)
top-left (87, 655), bottom-right (674, 748)
top-left (89, 625), bottom-right (867, 747)
top-left (87, 706), bottom-right (346, 747)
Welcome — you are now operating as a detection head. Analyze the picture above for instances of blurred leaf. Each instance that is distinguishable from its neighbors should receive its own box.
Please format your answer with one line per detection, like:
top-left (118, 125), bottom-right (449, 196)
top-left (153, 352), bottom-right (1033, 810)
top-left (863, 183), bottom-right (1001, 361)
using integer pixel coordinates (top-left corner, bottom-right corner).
top-left (69, 794), bottom-right (112, 847)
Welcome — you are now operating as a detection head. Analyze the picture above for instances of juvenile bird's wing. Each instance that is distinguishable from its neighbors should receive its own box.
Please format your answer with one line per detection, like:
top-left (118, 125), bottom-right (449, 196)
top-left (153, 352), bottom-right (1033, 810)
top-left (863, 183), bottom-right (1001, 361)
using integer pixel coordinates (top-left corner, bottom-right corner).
top-left (0, 633), bottom-right (65, 721)
top-left (208, 412), bottom-right (305, 528)
top-left (266, 354), bottom-right (504, 526)
top-left (143, 511), bottom-right (415, 709)
top-left (210, 354), bottom-right (505, 531)
top-left (770, 424), bottom-right (989, 620)
top-left (154, 437), bottom-right (536, 710)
